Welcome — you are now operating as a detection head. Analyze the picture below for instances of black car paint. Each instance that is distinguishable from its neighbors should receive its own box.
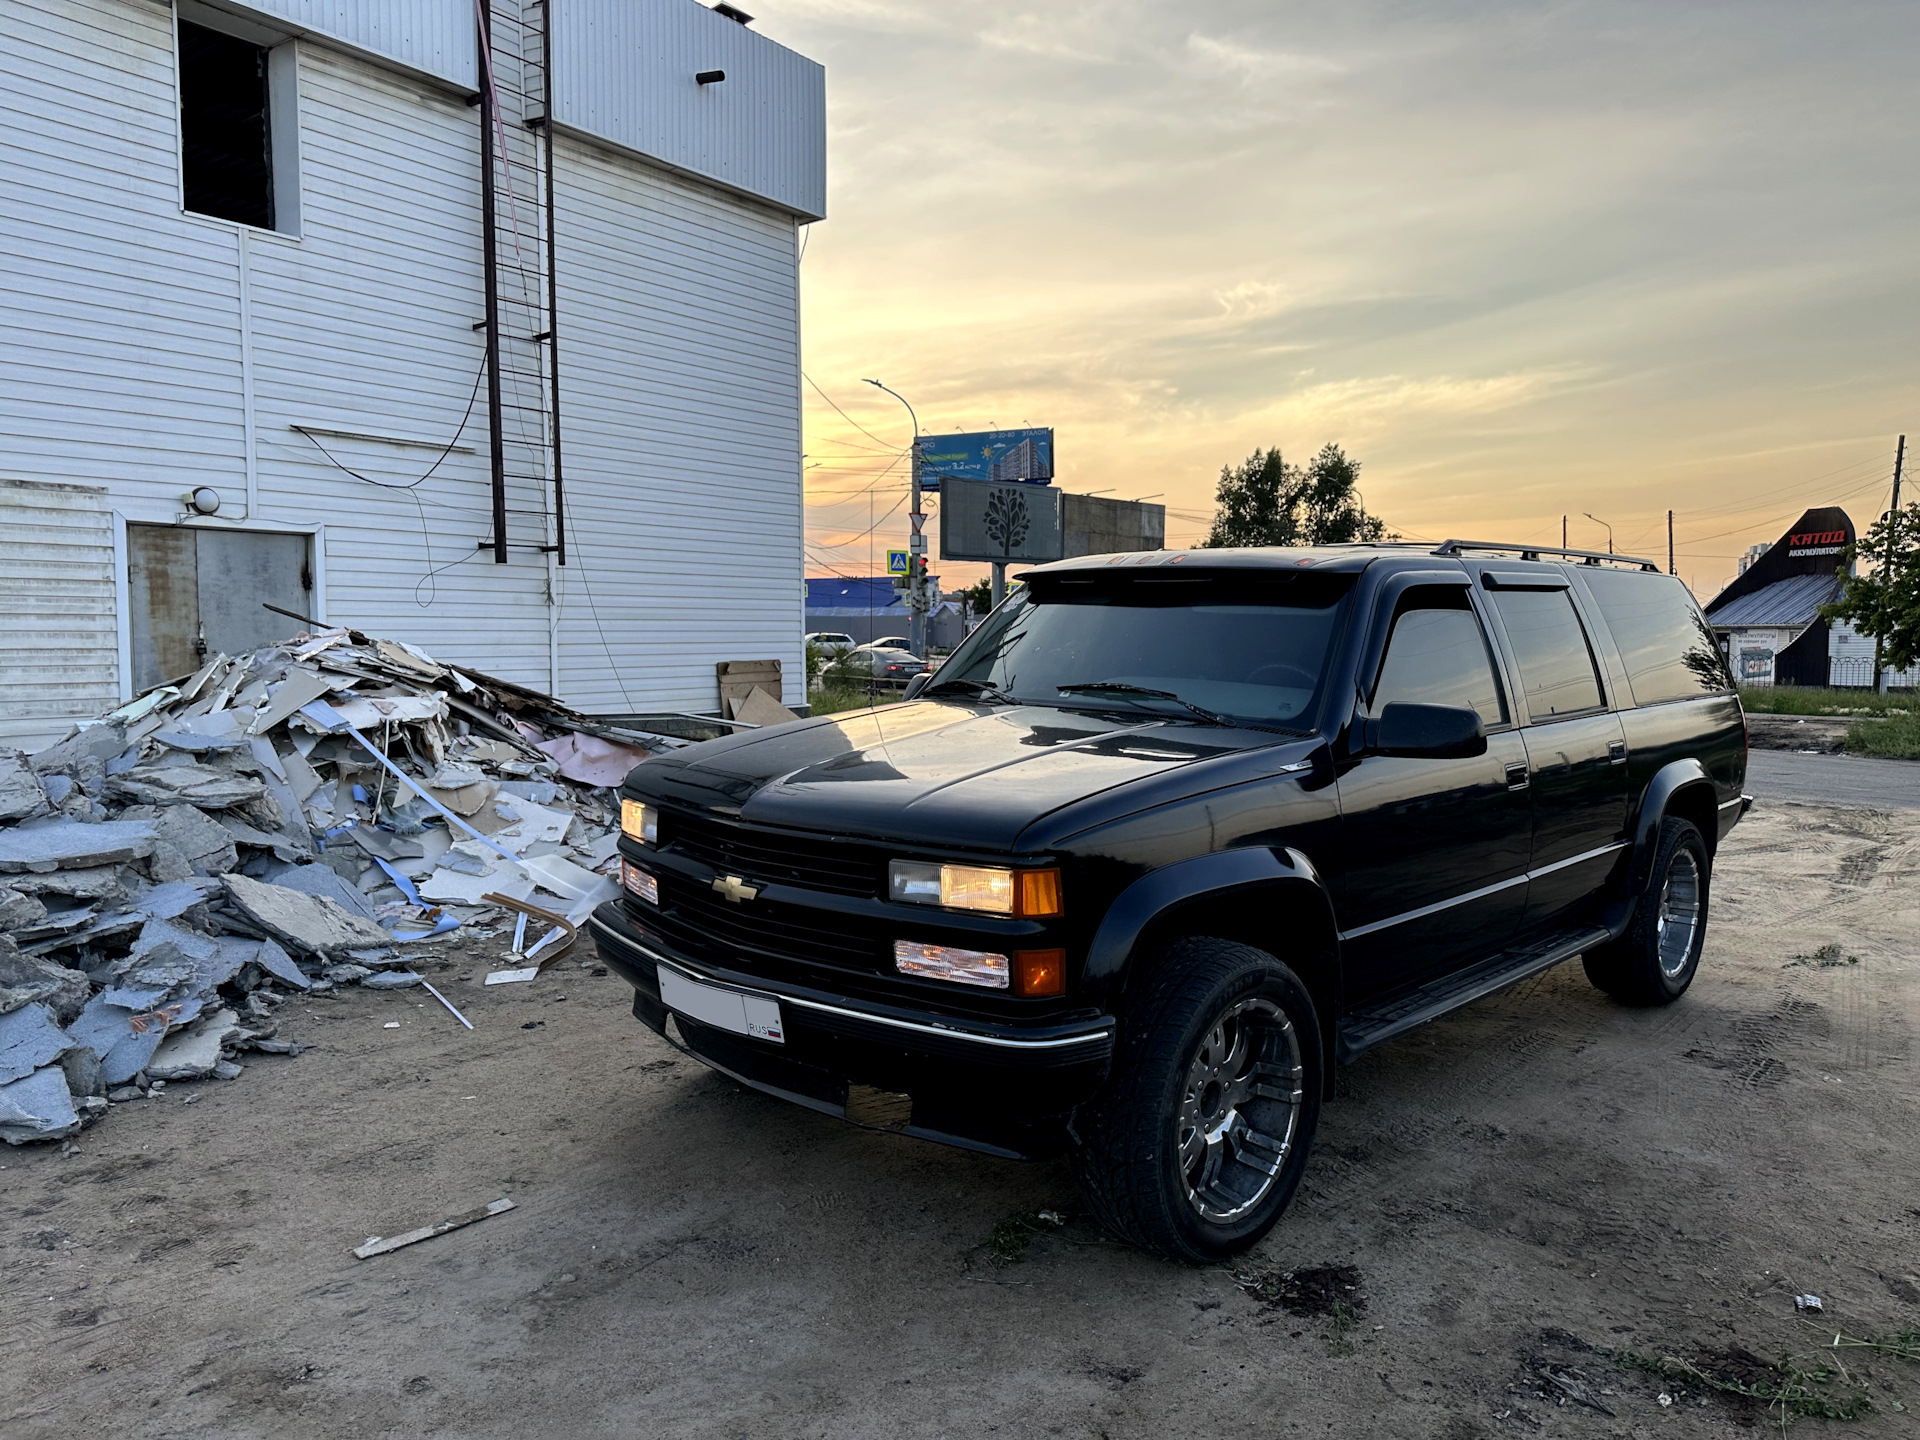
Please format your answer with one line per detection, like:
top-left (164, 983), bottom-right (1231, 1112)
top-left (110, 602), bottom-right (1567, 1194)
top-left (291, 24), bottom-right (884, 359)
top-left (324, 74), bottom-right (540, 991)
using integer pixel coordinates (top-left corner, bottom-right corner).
top-left (597, 547), bottom-right (1747, 1159)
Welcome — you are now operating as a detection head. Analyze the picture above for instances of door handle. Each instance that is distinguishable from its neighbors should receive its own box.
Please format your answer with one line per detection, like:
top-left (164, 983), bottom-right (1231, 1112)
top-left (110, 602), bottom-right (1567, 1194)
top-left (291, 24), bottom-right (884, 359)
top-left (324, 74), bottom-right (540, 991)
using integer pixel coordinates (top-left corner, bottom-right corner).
top-left (1608, 739), bottom-right (1627, 765)
top-left (1505, 762), bottom-right (1530, 790)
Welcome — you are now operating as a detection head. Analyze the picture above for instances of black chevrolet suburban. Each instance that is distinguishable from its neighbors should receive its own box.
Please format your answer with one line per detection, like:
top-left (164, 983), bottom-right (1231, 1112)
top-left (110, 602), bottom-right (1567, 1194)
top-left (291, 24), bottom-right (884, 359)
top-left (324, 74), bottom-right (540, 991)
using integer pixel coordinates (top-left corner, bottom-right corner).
top-left (592, 541), bottom-right (1750, 1261)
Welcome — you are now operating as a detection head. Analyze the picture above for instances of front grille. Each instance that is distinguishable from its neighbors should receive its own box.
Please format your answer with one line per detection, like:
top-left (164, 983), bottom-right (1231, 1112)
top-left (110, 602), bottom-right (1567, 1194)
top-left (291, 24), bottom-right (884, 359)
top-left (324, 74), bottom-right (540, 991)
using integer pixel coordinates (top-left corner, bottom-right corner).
top-left (647, 871), bottom-right (885, 972)
top-left (660, 810), bottom-right (885, 897)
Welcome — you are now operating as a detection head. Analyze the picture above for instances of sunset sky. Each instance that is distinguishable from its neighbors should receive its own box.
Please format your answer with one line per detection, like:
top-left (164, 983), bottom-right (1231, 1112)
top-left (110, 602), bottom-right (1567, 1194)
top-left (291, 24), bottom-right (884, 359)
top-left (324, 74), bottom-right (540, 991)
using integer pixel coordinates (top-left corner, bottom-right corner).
top-left (770, 1), bottom-right (1919, 600)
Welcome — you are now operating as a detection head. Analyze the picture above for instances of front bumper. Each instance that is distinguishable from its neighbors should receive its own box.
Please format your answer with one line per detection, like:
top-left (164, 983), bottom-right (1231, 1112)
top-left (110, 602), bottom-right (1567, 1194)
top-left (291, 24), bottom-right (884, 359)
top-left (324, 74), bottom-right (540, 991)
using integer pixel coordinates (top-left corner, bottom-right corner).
top-left (590, 902), bottom-right (1114, 1160)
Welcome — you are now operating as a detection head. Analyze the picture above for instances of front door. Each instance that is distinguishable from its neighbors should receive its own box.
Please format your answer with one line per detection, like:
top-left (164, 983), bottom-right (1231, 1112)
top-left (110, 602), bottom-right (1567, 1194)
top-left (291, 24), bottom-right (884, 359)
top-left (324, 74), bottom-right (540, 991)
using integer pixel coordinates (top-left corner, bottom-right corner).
top-left (1335, 587), bottom-right (1532, 1001)
top-left (128, 525), bottom-right (312, 690)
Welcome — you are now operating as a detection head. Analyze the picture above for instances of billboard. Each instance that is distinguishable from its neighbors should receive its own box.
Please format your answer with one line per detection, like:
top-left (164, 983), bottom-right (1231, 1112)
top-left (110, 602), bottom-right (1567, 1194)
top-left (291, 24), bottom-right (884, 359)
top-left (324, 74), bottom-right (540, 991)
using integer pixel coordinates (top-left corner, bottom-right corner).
top-left (919, 428), bottom-right (1053, 485)
top-left (1062, 494), bottom-right (1166, 558)
top-left (938, 478), bottom-right (1064, 564)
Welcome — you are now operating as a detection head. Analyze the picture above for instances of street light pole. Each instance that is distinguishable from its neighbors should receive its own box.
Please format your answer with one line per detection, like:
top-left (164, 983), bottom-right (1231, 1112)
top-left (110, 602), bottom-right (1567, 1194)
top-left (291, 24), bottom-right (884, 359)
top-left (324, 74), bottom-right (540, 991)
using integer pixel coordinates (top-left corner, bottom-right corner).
top-left (862, 379), bottom-right (926, 659)
top-left (1583, 512), bottom-right (1613, 555)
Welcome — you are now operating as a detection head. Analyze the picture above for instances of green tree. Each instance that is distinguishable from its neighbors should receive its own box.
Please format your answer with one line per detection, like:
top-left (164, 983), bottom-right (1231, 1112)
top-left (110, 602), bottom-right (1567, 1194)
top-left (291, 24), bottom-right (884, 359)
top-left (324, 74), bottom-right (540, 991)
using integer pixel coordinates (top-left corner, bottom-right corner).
top-left (1822, 502), bottom-right (1920, 671)
top-left (961, 577), bottom-right (994, 615)
top-left (1202, 443), bottom-right (1389, 549)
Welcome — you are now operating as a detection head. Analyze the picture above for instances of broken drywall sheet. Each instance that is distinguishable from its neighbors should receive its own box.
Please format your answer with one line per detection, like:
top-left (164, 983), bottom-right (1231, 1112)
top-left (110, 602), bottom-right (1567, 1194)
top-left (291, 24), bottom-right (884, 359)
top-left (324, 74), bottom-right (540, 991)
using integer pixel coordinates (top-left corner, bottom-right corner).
top-left (0, 1065), bottom-right (81, 1144)
top-left (222, 875), bottom-right (392, 956)
top-left (0, 818), bottom-right (158, 874)
top-left (0, 1003), bottom-right (74, 1086)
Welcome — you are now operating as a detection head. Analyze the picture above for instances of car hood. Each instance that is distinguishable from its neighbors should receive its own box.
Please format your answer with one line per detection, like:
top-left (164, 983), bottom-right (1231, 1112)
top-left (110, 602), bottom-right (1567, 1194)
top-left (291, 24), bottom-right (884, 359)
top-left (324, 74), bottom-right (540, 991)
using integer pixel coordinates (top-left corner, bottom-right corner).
top-left (628, 701), bottom-right (1293, 851)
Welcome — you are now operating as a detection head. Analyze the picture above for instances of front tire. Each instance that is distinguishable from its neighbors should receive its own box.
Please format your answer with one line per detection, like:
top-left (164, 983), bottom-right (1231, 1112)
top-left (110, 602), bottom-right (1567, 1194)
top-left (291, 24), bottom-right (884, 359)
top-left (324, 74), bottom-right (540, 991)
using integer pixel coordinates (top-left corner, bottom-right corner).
top-left (1072, 938), bottom-right (1322, 1263)
top-left (1583, 817), bottom-right (1710, 1005)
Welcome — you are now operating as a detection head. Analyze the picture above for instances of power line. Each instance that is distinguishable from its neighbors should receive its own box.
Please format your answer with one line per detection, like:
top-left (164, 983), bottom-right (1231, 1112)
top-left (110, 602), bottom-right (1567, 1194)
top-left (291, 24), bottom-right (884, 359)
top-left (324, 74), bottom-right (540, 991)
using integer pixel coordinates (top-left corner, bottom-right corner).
top-left (803, 371), bottom-right (901, 451)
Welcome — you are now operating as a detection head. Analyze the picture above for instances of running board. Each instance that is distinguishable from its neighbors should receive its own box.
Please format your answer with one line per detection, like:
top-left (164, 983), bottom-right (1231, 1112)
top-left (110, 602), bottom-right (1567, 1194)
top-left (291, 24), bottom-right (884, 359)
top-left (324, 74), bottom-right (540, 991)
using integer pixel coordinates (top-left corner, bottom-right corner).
top-left (1336, 925), bottom-right (1613, 1063)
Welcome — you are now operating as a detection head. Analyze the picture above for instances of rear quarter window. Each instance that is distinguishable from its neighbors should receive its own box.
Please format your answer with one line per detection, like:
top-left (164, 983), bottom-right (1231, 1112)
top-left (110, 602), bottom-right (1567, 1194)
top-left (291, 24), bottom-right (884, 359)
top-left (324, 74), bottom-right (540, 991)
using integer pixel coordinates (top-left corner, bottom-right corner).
top-left (1581, 570), bottom-right (1733, 705)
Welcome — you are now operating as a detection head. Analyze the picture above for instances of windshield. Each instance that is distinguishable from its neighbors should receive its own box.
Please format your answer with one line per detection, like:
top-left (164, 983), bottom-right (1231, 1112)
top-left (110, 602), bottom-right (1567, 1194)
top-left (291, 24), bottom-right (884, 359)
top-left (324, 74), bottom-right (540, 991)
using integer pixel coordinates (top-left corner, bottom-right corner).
top-left (933, 571), bottom-right (1353, 729)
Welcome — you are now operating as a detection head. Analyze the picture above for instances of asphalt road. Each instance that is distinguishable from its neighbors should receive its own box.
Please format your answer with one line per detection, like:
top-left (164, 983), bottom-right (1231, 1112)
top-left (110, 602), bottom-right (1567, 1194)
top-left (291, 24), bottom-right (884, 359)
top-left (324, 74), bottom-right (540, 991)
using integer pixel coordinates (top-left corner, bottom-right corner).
top-left (1744, 747), bottom-right (1920, 809)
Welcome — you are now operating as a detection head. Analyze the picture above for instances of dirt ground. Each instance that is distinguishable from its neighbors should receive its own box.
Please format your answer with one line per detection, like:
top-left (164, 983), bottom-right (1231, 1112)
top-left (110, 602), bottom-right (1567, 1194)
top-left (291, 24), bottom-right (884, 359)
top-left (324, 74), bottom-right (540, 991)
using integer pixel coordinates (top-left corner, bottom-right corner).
top-left (4, 772), bottom-right (1918, 1438)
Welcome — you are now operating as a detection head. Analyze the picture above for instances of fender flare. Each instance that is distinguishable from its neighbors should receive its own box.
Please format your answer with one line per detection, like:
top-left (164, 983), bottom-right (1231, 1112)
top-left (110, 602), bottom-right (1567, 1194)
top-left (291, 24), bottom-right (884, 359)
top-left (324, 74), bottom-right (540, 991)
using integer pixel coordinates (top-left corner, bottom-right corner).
top-left (1626, 758), bottom-right (1717, 896)
top-left (1083, 846), bottom-right (1338, 990)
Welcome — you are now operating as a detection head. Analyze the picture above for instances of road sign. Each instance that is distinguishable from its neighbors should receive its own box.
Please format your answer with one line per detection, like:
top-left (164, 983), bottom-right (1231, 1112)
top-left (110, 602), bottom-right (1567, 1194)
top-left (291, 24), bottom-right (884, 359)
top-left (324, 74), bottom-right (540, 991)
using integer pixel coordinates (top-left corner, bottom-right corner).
top-left (886, 549), bottom-right (910, 576)
top-left (909, 534), bottom-right (926, 552)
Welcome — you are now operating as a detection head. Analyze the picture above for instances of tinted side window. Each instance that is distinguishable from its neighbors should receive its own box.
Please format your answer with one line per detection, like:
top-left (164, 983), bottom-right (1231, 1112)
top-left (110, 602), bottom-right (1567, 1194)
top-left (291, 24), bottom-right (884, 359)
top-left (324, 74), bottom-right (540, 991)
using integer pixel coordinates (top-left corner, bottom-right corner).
top-left (1488, 588), bottom-right (1603, 720)
top-left (1580, 570), bottom-right (1733, 704)
top-left (1373, 596), bottom-right (1508, 727)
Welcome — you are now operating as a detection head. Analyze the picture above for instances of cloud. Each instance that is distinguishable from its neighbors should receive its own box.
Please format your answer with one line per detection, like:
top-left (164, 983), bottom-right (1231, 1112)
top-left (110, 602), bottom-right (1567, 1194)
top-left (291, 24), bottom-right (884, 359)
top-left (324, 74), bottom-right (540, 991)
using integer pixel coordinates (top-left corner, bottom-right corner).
top-left (769, 0), bottom-right (1920, 594)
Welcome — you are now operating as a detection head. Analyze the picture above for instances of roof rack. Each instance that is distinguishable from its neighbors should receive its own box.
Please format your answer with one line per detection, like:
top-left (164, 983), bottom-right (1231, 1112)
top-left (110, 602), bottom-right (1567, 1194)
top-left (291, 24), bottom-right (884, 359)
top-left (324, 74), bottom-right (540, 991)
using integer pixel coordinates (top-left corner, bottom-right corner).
top-left (1431, 539), bottom-right (1661, 572)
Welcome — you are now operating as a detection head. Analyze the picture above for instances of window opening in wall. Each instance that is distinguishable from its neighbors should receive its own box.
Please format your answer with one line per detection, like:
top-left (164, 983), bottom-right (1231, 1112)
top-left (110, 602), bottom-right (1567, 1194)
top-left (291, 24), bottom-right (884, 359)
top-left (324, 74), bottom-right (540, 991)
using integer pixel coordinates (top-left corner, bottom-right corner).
top-left (179, 19), bottom-right (274, 229)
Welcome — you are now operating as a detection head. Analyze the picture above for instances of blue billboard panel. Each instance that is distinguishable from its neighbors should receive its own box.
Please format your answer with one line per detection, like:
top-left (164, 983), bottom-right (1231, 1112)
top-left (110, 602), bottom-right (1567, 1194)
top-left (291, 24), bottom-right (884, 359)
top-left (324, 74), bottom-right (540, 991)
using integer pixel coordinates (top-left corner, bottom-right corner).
top-left (918, 428), bottom-right (1053, 485)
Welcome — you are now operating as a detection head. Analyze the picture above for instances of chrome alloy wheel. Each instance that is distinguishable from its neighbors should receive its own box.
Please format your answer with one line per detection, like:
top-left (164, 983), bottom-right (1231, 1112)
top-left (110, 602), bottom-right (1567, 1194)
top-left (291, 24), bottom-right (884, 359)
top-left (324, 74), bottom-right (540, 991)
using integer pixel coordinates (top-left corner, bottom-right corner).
top-left (1176, 997), bottom-right (1305, 1223)
top-left (1655, 848), bottom-right (1702, 977)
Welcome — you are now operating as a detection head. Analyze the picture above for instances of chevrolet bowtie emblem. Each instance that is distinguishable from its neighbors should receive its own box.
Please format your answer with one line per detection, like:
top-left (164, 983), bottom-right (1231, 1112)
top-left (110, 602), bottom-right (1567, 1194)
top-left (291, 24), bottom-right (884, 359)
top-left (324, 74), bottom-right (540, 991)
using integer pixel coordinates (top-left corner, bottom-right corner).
top-left (712, 874), bottom-right (759, 903)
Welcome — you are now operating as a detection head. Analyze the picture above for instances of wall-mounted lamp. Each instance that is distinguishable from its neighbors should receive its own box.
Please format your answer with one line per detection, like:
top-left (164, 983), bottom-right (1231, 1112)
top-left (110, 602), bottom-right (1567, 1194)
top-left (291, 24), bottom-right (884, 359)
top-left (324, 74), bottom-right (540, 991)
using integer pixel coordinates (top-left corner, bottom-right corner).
top-left (696, 69), bottom-right (726, 85)
top-left (186, 486), bottom-right (221, 516)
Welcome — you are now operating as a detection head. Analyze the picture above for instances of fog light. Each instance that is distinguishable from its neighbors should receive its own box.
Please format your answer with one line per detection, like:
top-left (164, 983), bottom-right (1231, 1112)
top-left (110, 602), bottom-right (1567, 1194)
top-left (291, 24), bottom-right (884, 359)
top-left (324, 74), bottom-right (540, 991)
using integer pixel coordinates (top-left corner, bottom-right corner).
top-left (622, 860), bottom-right (657, 904)
top-left (1013, 948), bottom-right (1066, 998)
top-left (621, 799), bottom-right (657, 844)
top-left (894, 940), bottom-right (1008, 989)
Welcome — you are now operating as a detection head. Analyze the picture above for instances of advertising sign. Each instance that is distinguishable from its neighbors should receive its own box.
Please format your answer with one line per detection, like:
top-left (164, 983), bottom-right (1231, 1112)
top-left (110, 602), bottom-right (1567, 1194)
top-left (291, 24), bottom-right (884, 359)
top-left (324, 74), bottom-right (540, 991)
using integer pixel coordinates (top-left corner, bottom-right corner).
top-left (938, 478), bottom-right (1064, 564)
top-left (919, 428), bottom-right (1054, 485)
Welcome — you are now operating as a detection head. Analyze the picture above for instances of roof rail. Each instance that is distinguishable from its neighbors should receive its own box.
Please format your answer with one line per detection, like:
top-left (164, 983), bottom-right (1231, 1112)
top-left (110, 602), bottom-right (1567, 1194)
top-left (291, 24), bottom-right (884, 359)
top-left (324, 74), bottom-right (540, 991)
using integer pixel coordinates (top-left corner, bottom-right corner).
top-left (1431, 539), bottom-right (1661, 572)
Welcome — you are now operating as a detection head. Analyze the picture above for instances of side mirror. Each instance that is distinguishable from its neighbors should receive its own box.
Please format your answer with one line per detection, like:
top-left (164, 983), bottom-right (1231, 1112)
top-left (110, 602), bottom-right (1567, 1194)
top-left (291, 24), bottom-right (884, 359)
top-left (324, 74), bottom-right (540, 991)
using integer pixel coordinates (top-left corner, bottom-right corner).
top-left (903, 672), bottom-right (932, 701)
top-left (1364, 702), bottom-right (1486, 759)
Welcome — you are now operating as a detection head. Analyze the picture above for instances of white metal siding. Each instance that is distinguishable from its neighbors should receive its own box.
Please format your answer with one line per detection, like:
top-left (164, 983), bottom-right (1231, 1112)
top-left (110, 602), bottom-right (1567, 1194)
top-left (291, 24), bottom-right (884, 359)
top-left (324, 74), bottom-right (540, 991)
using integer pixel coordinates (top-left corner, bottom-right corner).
top-left (1, 0), bottom-right (249, 510)
top-left (244, 43), bottom-right (562, 688)
top-left (0, 480), bottom-right (120, 748)
top-left (218, 0), bottom-right (476, 88)
top-left (554, 0), bottom-right (826, 220)
top-left (553, 133), bottom-right (804, 710)
top-left (1, 0), bottom-right (807, 725)
top-left (213, 0), bottom-right (829, 218)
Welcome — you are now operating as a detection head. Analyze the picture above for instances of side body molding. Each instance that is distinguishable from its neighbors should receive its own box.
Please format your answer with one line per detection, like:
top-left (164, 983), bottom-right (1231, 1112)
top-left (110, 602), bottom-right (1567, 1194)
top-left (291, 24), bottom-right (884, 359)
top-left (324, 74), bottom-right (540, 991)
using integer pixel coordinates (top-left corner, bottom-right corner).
top-left (1625, 758), bottom-right (1715, 896)
top-left (1082, 846), bottom-right (1336, 987)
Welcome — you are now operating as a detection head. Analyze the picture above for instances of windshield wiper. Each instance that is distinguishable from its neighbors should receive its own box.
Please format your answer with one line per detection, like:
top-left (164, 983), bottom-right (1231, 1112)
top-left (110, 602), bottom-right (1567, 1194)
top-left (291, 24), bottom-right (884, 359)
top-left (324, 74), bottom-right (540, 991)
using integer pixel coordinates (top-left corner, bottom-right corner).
top-left (925, 677), bottom-right (1017, 705)
top-left (1055, 681), bottom-right (1229, 727)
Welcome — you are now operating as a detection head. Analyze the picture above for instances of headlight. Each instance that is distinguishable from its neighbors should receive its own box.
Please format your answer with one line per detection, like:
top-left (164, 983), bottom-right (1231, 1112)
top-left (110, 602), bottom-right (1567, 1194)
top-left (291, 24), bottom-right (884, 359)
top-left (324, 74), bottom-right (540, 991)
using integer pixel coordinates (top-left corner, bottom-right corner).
top-left (887, 861), bottom-right (1063, 917)
top-left (620, 799), bottom-right (658, 844)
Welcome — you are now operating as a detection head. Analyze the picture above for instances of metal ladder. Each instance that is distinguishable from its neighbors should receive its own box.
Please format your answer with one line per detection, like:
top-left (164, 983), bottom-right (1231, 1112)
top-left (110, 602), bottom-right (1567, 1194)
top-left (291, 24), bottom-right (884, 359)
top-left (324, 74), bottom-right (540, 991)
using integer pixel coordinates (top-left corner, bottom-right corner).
top-left (476, 0), bottom-right (565, 566)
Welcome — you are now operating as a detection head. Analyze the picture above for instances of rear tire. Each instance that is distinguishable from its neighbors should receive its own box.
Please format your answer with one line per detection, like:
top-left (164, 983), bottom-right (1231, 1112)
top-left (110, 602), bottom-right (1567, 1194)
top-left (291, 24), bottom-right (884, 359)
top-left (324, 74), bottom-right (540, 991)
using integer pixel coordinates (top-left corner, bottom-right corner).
top-left (1072, 937), bottom-right (1322, 1263)
top-left (1583, 817), bottom-right (1709, 1006)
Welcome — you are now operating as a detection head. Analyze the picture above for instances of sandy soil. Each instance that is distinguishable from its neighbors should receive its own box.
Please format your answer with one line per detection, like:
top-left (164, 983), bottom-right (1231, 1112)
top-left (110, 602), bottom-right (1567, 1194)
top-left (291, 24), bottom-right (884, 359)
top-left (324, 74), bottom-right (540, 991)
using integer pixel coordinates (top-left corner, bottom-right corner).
top-left (3, 790), bottom-right (1917, 1439)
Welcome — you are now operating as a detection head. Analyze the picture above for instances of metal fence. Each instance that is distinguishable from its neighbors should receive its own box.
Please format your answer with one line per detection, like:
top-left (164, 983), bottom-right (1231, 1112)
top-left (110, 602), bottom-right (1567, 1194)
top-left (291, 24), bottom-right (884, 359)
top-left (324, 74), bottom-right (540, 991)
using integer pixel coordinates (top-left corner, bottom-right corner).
top-left (1829, 656), bottom-right (1920, 689)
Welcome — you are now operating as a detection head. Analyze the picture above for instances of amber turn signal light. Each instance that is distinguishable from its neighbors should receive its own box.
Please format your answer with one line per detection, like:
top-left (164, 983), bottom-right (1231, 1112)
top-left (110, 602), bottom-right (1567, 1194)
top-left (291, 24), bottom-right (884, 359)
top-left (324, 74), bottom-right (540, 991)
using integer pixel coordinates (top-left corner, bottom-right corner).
top-left (1012, 948), bottom-right (1066, 998)
top-left (1015, 868), bottom-right (1063, 918)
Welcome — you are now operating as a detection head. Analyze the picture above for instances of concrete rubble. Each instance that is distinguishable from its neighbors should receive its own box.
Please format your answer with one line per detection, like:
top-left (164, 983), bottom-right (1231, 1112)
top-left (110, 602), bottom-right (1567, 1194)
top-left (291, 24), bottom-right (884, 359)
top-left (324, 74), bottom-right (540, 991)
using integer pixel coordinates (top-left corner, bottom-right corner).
top-left (0, 626), bottom-right (691, 1145)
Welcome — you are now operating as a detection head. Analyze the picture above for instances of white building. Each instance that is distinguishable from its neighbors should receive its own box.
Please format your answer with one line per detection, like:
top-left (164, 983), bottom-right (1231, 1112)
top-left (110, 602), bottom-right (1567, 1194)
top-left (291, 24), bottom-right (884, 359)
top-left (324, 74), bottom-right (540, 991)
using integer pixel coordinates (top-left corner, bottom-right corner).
top-left (1, 0), bottom-right (825, 747)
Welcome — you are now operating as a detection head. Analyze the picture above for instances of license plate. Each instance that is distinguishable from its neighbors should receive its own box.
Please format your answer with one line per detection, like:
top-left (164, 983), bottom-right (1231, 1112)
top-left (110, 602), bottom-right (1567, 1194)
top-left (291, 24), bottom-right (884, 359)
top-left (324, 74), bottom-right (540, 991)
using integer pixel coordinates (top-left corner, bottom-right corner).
top-left (659, 966), bottom-right (785, 1044)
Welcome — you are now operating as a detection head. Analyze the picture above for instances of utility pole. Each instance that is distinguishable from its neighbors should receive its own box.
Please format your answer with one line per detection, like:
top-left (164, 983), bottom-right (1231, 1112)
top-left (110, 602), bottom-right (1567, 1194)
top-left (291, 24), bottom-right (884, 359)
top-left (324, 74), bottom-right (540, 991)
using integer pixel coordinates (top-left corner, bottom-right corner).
top-left (1561, 515), bottom-right (1567, 550)
top-left (862, 379), bottom-right (927, 659)
top-left (1668, 510), bottom-right (1675, 575)
top-left (1875, 433), bottom-right (1905, 693)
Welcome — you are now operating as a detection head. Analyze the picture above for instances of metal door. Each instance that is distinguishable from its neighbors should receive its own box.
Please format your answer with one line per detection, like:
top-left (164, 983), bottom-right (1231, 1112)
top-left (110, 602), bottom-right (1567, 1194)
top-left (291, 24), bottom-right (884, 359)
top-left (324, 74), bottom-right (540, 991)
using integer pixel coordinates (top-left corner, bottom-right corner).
top-left (127, 525), bottom-right (311, 691)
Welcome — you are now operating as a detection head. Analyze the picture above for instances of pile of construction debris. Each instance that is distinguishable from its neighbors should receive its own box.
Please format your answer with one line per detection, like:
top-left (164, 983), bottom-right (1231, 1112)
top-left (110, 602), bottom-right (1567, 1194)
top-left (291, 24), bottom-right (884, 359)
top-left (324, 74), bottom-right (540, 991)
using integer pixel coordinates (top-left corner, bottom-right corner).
top-left (0, 628), bottom-right (686, 1146)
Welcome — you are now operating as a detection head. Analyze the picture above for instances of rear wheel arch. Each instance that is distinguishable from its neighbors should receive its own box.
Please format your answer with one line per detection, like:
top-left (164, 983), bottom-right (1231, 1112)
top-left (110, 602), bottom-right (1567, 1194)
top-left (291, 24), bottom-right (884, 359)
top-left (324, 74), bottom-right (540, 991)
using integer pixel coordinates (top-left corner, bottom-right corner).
top-left (1627, 760), bottom-right (1720, 895)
